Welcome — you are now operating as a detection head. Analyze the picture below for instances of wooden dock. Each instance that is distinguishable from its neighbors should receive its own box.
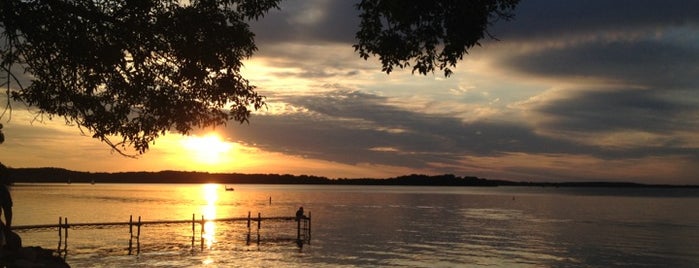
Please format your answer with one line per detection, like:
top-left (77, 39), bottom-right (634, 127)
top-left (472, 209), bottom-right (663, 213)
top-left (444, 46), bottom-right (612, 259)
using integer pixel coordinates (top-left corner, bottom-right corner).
top-left (13, 211), bottom-right (311, 255)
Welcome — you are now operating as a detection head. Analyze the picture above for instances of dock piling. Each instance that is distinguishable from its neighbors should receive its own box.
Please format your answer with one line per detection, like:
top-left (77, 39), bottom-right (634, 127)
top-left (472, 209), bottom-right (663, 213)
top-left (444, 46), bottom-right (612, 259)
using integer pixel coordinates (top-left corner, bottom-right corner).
top-left (137, 216), bottom-right (141, 254)
top-left (55, 217), bottom-right (69, 257)
top-left (191, 214), bottom-right (195, 249)
top-left (57, 217), bottom-right (62, 249)
top-left (257, 212), bottom-right (261, 245)
top-left (63, 217), bottom-right (68, 252)
top-left (296, 217), bottom-right (301, 247)
top-left (308, 212), bottom-right (312, 244)
top-left (200, 215), bottom-right (205, 251)
top-left (246, 211), bottom-right (251, 245)
top-left (128, 215), bottom-right (133, 255)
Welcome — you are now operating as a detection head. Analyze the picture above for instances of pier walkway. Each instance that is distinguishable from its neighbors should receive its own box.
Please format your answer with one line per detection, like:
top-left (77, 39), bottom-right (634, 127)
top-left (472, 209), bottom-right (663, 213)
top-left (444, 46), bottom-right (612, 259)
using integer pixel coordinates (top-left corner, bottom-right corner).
top-left (13, 211), bottom-right (311, 255)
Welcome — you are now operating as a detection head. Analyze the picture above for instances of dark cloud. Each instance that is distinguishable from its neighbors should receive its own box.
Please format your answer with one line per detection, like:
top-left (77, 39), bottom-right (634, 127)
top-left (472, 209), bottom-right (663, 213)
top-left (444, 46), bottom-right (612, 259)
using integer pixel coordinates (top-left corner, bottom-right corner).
top-left (284, 91), bottom-right (584, 156)
top-left (504, 40), bottom-right (699, 88)
top-left (251, 0), bottom-right (360, 44)
top-left (251, 1), bottom-right (699, 46)
top-left (534, 88), bottom-right (697, 134)
top-left (227, 89), bottom-right (699, 173)
top-left (489, 1), bottom-right (699, 166)
top-left (491, 0), bottom-right (699, 40)
top-left (229, 90), bottom-right (628, 170)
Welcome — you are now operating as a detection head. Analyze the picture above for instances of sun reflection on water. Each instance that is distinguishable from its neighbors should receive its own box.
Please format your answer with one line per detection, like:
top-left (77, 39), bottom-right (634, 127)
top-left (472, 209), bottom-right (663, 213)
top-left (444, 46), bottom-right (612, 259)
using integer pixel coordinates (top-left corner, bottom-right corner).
top-left (202, 184), bottom-right (218, 249)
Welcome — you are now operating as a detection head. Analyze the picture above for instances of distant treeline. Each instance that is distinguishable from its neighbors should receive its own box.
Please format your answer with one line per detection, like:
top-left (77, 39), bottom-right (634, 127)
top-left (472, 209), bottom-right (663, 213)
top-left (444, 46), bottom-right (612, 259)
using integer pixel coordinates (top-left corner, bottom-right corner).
top-left (7, 168), bottom-right (499, 186)
top-left (6, 167), bottom-right (697, 188)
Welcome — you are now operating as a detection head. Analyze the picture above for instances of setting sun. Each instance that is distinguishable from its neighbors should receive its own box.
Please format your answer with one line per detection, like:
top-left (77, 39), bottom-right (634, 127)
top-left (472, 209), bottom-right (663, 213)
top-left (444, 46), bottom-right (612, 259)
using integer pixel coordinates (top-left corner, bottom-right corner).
top-left (181, 133), bottom-right (233, 165)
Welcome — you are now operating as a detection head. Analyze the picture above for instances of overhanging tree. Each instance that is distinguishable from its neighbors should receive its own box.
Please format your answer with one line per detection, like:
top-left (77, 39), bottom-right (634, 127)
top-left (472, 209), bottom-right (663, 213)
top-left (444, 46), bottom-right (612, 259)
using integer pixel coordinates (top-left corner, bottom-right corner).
top-left (355, 0), bottom-right (519, 77)
top-left (0, 0), bottom-right (519, 155)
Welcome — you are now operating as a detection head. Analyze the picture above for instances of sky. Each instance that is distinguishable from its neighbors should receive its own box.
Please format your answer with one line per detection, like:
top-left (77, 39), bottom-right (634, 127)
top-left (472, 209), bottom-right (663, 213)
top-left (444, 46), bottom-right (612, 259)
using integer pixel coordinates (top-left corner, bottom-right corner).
top-left (2, 0), bottom-right (699, 184)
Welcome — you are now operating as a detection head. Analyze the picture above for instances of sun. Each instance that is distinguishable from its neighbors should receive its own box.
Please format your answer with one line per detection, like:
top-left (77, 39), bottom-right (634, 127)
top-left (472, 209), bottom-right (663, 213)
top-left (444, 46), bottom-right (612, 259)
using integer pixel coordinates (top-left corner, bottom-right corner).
top-left (181, 133), bottom-right (233, 165)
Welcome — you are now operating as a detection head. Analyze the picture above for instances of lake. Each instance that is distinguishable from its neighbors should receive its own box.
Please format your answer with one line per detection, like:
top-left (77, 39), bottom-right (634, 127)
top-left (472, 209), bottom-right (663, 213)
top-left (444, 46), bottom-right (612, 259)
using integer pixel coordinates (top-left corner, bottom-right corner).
top-left (10, 183), bottom-right (699, 267)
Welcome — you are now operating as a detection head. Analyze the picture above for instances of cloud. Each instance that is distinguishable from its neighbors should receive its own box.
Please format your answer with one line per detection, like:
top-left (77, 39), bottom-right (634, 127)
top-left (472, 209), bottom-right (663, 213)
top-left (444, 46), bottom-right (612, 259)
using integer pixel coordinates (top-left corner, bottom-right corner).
top-left (491, 0), bottom-right (699, 41)
top-left (251, 0), bottom-right (360, 45)
top-left (531, 88), bottom-right (698, 134)
top-left (503, 39), bottom-right (699, 89)
top-left (228, 90), bottom-right (587, 168)
top-left (225, 88), bottom-right (699, 180)
top-left (482, 0), bottom-right (699, 166)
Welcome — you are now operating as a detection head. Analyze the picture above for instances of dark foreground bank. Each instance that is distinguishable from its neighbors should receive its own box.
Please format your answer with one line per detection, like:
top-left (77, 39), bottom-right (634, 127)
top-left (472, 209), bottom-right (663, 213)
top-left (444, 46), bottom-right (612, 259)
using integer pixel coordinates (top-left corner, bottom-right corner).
top-left (1, 246), bottom-right (70, 268)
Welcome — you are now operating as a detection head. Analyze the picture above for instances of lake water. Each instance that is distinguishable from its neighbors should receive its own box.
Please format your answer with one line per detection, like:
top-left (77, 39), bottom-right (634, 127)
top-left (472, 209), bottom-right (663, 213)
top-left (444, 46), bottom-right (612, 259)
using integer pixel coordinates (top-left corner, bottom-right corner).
top-left (10, 183), bottom-right (699, 267)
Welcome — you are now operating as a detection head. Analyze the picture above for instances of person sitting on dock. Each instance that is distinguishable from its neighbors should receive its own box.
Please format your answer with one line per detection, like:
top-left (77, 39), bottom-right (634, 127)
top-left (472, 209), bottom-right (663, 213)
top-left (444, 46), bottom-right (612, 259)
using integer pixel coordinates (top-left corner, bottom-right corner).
top-left (295, 207), bottom-right (306, 221)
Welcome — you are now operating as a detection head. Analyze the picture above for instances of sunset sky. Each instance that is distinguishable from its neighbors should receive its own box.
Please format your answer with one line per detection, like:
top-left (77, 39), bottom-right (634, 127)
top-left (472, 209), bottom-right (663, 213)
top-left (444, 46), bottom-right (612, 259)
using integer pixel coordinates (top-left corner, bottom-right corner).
top-left (2, 0), bottom-right (699, 184)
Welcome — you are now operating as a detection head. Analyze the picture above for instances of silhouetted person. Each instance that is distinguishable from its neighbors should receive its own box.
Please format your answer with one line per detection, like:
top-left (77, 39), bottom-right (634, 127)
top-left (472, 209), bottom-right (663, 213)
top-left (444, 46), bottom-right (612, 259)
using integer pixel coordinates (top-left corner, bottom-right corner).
top-left (0, 186), bottom-right (10, 231)
top-left (295, 207), bottom-right (305, 221)
top-left (0, 162), bottom-right (20, 251)
top-left (0, 163), bottom-right (11, 230)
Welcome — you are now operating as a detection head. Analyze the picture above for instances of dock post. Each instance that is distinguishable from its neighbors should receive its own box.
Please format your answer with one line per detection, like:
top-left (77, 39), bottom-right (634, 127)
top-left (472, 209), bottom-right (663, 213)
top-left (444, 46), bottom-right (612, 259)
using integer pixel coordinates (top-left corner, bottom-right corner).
top-left (308, 212), bottom-right (311, 244)
top-left (62, 217), bottom-right (68, 253)
top-left (296, 216), bottom-right (302, 248)
top-left (246, 211), bottom-right (251, 245)
top-left (200, 215), bottom-right (205, 251)
top-left (191, 214), bottom-right (195, 249)
top-left (57, 217), bottom-right (62, 254)
top-left (257, 212), bottom-right (261, 245)
top-left (137, 216), bottom-right (141, 254)
top-left (128, 215), bottom-right (133, 255)
top-left (64, 217), bottom-right (68, 251)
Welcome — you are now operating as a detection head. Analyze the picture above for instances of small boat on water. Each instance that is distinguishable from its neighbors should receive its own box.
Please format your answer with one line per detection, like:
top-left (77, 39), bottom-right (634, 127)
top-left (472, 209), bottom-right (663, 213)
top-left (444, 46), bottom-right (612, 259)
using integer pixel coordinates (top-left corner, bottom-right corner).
top-left (225, 186), bottom-right (235, 191)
